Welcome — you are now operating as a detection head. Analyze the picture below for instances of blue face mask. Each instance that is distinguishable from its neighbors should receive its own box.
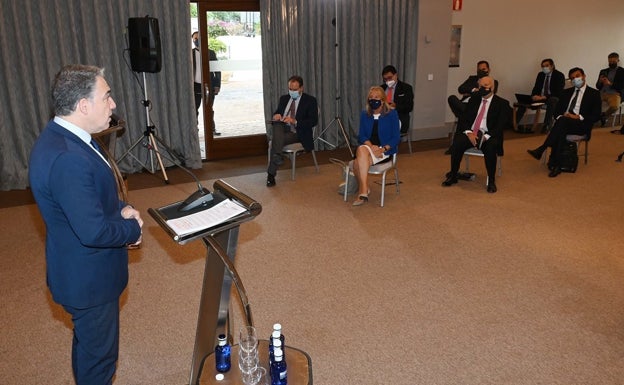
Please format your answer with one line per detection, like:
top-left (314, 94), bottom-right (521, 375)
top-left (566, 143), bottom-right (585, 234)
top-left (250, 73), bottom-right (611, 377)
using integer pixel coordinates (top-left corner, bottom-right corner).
top-left (368, 99), bottom-right (382, 110)
top-left (193, 39), bottom-right (199, 48)
top-left (289, 90), bottom-right (300, 100)
top-left (542, 67), bottom-right (551, 75)
top-left (572, 77), bottom-right (584, 88)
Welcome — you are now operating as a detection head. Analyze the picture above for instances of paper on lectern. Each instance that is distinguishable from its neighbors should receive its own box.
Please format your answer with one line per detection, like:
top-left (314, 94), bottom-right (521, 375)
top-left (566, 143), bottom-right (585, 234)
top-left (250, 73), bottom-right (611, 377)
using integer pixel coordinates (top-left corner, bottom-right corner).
top-left (165, 199), bottom-right (247, 236)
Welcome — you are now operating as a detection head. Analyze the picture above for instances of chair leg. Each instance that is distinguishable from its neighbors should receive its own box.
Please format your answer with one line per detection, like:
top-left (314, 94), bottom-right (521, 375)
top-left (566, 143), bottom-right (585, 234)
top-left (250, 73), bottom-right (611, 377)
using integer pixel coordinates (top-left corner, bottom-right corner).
top-left (407, 132), bottom-right (412, 155)
top-left (290, 153), bottom-right (296, 180)
top-left (584, 141), bottom-right (588, 165)
top-left (311, 150), bottom-right (319, 172)
top-left (394, 168), bottom-right (400, 194)
top-left (343, 166), bottom-right (349, 202)
top-left (380, 171), bottom-right (387, 207)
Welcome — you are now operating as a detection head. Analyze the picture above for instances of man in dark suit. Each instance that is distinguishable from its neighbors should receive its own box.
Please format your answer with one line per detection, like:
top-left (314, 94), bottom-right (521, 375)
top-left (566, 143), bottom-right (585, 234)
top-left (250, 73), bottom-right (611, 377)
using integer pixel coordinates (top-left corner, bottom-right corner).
top-left (29, 65), bottom-right (143, 384)
top-left (515, 58), bottom-right (565, 132)
top-left (596, 52), bottom-right (624, 128)
top-left (527, 67), bottom-right (602, 177)
top-left (380, 65), bottom-right (414, 134)
top-left (192, 31), bottom-right (222, 135)
top-left (447, 60), bottom-right (499, 118)
top-left (267, 75), bottom-right (318, 186)
top-left (442, 76), bottom-right (511, 193)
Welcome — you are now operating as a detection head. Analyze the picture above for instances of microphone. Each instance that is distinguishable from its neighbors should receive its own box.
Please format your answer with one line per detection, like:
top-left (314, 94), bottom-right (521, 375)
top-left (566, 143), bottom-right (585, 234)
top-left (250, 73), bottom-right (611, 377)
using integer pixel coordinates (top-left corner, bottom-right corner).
top-left (176, 166), bottom-right (214, 212)
top-left (142, 140), bottom-right (213, 212)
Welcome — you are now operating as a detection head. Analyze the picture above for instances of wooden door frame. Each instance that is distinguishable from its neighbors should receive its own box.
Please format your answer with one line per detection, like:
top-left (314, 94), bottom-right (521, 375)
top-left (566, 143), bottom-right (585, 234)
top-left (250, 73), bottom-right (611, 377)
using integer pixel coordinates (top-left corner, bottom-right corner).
top-left (196, 0), bottom-right (267, 160)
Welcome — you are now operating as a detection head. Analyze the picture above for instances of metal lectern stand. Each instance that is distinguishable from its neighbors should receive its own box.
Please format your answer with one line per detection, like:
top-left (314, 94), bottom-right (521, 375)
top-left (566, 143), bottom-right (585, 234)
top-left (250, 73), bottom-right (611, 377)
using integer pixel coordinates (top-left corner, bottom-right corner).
top-left (148, 180), bottom-right (262, 385)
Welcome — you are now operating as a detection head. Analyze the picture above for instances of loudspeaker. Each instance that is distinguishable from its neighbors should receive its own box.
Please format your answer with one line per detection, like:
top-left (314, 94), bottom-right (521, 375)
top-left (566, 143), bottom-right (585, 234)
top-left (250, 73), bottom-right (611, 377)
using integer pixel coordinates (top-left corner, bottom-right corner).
top-left (128, 17), bottom-right (162, 73)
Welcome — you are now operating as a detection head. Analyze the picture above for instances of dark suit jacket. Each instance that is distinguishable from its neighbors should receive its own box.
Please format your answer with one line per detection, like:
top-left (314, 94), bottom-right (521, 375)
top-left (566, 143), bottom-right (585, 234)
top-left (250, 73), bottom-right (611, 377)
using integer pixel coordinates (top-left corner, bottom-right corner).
top-left (192, 48), bottom-right (221, 90)
top-left (29, 121), bottom-right (141, 308)
top-left (554, 85), bottom-right (601, 138)
top-left (596, 66), bottom-right (624, 96)
top-left (381, 80), bottom-right (414, 132)
top-left (531, 69), bottom-right (565, 98)
top-left (273, 93), bottom-right (318, 151)
top-left (457, 94), bottom-right (511, 155)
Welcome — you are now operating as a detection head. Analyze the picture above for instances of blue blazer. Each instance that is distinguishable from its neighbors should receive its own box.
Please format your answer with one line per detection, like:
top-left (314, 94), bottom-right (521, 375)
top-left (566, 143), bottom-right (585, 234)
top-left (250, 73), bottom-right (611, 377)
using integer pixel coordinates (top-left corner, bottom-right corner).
top-left (29, 121), bottom-right (141, 308)
top-left (357, 109), bottom-right (400, 155)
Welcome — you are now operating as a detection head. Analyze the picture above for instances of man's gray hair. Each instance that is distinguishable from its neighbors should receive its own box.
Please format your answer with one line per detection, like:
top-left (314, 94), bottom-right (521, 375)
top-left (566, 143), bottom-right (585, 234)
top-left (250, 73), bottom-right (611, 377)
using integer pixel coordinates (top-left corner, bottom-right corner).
top-left (51, 64), bottom-right (104, 116)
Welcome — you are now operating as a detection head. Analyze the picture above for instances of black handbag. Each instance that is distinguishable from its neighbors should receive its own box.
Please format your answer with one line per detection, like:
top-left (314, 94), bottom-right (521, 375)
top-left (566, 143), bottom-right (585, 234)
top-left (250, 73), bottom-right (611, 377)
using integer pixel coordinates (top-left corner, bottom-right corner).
top-left (558, 141), bottom-right (579, 173)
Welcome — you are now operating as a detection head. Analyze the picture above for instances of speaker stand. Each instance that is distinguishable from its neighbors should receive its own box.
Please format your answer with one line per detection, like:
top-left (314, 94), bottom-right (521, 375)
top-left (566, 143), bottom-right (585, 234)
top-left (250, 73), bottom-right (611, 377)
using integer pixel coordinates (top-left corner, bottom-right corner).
top-left (117, 72), bottom-right (183, 183)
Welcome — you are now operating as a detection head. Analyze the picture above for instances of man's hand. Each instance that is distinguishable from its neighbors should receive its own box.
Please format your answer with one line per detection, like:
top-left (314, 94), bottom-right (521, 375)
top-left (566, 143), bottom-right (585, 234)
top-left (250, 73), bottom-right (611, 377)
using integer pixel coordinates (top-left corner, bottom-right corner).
top-left (272, 114), bottom-right (282, 121)
top-left (121, 205), bottom-right (143, 247)
top-left (563, 112), bottom-right (580, 120)
top-left (282, 116), bottom-right (296, 125)
top-left (465, 131), bottom-right (478, 147)
top-left (121, 205), bottom-right (143, 227)
top-left (532, 95), bottom-right (546, 102)
top-left (213, 87), bottom-right (220, 95)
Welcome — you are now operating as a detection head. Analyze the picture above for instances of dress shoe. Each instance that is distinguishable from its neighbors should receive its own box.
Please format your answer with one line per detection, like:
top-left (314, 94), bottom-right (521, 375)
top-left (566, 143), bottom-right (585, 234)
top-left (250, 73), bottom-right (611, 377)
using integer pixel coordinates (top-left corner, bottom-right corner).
top-left (548, 167), bottom-right (562, 178)
top-left (213, 129), bottom-right (221, 136)
top-left (266, 173), bottom-right (276, 187)
top-left (442, 175), bottom-right (458, 186)
top-left (487, 182), bottom-right (497, 193)
top-left (527, 148), bottom-right (544, 161)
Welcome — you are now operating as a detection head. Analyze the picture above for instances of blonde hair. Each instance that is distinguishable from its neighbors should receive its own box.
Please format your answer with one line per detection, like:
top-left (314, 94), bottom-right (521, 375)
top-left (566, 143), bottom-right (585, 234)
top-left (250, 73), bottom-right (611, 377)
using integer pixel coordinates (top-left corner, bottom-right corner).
top-left (365, 86), bottom-right (392, 116)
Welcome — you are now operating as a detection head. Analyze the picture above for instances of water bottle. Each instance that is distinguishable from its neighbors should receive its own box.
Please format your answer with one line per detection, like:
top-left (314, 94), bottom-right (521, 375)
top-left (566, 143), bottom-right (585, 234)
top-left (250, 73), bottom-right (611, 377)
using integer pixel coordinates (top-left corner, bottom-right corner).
top-left (270, 347), bottom-right (287, 385)
top-left (214, 334), bottom-right (231, 373)
top-left (269, 338), bottom-right (282, 366)
top-left (269, 323), bottom-right (286, 364)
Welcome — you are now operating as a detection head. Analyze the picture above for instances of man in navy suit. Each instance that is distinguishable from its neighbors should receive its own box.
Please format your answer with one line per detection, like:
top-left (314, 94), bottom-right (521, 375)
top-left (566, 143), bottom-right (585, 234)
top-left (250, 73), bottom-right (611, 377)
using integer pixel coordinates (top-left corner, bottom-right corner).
top-left (527, 67), bottom-right (602, 177)
top-left (596, 52), bottom-right (624, 128)
top-left (380, 65), bottom-right (414, 134)
top-left (29, 65), bottom-right (143, 384)
top-left (515, 58), bottom-right (565, 132)
top-left (267, 75), bottom-right (318, 186)
top-left (442, 76), bottom-right (511, 193)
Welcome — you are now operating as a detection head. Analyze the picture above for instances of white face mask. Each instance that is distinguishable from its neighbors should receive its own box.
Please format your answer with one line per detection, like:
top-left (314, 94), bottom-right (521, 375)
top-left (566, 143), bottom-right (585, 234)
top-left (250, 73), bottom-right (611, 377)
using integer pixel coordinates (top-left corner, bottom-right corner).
top-left (572, 77), bottom-right (584, 88)
top-left (386, 80), bottom-right (396, 88)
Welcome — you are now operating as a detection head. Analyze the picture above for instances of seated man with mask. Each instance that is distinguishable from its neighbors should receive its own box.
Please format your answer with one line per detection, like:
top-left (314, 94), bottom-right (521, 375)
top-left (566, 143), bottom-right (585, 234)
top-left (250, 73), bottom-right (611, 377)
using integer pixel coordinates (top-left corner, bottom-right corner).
top-left (267, 75), bottom-right (318, 187)
top-left (442, 76), bottom-right (511, 193)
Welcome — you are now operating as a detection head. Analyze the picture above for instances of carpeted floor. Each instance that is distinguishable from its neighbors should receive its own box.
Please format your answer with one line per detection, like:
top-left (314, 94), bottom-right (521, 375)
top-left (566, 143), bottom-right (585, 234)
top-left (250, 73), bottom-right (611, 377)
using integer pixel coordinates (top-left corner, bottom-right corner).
top-left (2, 128), bottom-right (624, 384)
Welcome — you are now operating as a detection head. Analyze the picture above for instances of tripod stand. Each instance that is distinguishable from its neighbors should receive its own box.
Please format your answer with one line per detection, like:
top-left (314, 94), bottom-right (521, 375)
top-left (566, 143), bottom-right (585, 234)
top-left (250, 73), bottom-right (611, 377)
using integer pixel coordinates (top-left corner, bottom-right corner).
top-left (315, 0), bottom-right (354, 158)
top-left (118, 72), bottom-right (183, 183)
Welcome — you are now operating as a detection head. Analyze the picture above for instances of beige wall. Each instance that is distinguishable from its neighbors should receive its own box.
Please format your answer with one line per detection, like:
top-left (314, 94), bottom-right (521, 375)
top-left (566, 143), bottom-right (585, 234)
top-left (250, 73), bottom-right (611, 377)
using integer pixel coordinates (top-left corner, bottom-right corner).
top-left (412, 0), bottom-right (624, 139)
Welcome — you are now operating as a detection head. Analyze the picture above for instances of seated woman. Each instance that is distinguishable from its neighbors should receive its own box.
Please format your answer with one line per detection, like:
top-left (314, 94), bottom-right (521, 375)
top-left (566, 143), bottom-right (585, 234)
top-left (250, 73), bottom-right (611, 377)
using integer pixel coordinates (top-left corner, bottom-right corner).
top-left (352, 86), bottom-right (401, 206)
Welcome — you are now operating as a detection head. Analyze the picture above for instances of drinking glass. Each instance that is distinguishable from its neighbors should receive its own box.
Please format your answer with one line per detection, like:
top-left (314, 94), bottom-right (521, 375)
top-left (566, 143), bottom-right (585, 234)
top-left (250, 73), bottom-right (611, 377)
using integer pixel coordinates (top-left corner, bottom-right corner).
top-left (241, 365), bottom-right (261, 385)
top-left (239, 326), bottom-right (258, 353)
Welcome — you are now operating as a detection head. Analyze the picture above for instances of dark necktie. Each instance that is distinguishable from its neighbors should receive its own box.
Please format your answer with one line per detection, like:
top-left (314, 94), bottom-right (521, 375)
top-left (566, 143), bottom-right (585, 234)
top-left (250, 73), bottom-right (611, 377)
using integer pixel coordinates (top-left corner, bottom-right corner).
top-left (288, 99), bottom-right (296, 132)
top-left (568, 89), bottom-right (580, 114)
top-left (544, 75), bottom-right (550, 97)
top-left (90, 139), bottom-right (107, 160)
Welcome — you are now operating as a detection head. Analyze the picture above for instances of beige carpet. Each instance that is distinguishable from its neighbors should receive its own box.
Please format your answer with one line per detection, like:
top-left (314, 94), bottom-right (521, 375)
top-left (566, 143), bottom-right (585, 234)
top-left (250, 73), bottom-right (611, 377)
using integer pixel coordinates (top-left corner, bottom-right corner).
top-left (2, 129), bottom-right (624, 384)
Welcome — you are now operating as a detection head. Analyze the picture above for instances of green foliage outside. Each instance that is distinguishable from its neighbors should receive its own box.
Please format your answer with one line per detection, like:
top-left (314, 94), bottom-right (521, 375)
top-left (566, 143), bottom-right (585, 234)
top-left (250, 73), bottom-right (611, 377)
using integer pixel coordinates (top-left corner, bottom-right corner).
top-left (189, 7), bottom-right (259, 53)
